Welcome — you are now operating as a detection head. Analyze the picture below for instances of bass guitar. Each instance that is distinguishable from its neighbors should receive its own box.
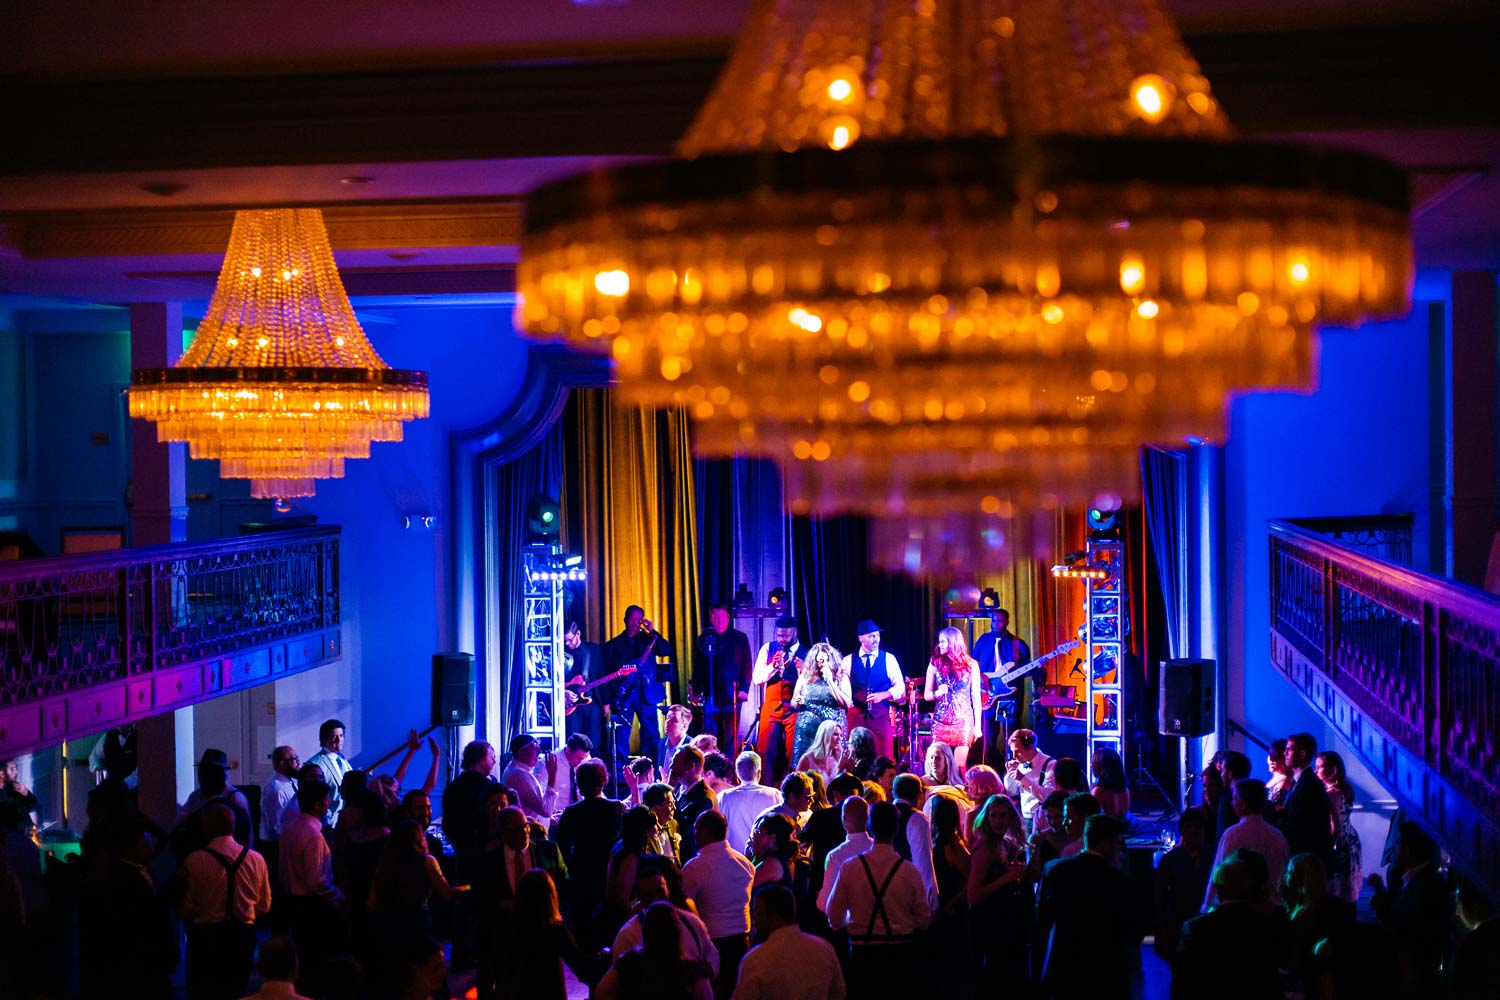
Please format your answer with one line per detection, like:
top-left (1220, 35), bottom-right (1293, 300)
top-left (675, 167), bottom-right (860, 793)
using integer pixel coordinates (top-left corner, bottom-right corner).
top-left (564, 666), bottom-right (637, 715)
top-left (982, 640), bottom-right (1081, 705)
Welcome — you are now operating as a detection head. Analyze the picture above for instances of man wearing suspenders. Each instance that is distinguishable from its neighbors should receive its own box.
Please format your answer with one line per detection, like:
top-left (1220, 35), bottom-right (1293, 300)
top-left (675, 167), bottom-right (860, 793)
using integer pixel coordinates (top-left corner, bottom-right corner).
top-left (177, 802), bottom-right (272, 1000)
top-left (825, 802), bottom-right (932, 998)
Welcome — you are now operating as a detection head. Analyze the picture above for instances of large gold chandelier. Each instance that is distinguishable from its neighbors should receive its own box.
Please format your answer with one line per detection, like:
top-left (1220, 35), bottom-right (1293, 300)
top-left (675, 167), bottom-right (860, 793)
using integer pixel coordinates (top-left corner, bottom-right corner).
top-left (130, 209), bottom-right (429, 499)
top-left (519, 0), bottom-right (1410, 545)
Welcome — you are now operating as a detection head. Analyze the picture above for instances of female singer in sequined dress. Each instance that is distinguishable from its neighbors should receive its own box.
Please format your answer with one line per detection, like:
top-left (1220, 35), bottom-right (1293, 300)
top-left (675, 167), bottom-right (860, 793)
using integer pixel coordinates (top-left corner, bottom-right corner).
top-left (790, 642), bottom-right (851, 766)
top-left (924, 626), bottom-right (985, 772)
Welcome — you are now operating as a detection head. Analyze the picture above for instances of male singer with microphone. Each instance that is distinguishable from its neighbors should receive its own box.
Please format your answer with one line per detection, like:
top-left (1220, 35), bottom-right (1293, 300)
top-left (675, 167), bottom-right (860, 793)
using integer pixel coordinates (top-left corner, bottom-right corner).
top-left (751, 615), bottom-right (804, 782)
top-left (843, 619), bottom-right (906, 760)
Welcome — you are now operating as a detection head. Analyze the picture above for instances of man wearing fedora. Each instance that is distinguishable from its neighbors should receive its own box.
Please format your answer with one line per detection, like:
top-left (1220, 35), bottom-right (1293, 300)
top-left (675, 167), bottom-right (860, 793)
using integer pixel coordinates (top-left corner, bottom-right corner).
top-left (177, 748), bottom-right (254, 849)
top-left (842, 619), bottom-right (906, 761)
top-left (751, 615), bottom-right (806, 782)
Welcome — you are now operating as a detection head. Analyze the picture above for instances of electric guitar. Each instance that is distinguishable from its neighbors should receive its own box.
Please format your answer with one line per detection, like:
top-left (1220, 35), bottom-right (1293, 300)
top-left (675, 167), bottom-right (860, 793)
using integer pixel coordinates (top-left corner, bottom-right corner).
top-left (982, 640), bottom-right (1081, 704)
top-left (564, 666), bottom-right (637, 715)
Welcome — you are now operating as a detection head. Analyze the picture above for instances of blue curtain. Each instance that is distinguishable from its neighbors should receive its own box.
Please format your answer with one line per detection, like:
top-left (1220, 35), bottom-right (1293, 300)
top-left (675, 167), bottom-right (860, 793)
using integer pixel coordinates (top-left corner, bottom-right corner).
top-left (490, 422), bottom-right (564, 741)
top-left (1141, 446), bottom-right (1189, 659)
top-left (695, 456), bottom-right (788, 613)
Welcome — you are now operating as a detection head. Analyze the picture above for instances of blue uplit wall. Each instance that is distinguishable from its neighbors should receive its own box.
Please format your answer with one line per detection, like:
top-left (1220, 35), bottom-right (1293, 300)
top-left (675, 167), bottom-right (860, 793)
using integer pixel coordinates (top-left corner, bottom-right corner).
top-left (1225, 300), bottom-right (1441, 798)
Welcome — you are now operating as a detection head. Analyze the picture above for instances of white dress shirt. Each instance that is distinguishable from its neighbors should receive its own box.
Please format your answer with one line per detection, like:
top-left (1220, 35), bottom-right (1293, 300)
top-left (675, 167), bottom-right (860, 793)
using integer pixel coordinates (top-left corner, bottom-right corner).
top-left (278, 811), bottom-right (344, 905)
top-left (825, 844), bottom-right (932, 940)
top-left (260, 773), bottom-right (298, 842)
top-left (732, 925), bottom-right (847, 1000)
top-left (900, 805), bottom-right (941, 912)
top-left (1002, 752), bottom-right (1055, 824)
top-left (1205, 813), bottom-right (1290, 908)
top-left (681, 840), bottom-right (755, 938)
top-left (817, 832), bottom-right (873, 913)
top-left (613, 906), bottom-right (720, 976)
top-left (719, 782), bottom-right (784, 853)
top-left (503, 760), bottom-right (560, 823)
top-left (179, 835), bottom-right (272, 926)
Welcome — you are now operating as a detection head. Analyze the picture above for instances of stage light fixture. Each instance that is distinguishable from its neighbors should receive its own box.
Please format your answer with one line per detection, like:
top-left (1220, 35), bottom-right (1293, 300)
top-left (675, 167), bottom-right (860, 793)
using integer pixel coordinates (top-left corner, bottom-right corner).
top-left (525, 494), bottom-right (562, 540)
top-left (1051, 563), bottom-right (1110, 581)
top-left (980, 588), bottom-right (1000, 609)
top-left (768, 587), bottom-right (789, 611)
top-left (732, 583), bottom-right (755, 611)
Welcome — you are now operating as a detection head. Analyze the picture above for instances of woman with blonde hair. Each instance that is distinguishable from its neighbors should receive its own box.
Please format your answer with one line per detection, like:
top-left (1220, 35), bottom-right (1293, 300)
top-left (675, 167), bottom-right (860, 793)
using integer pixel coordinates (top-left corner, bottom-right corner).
top-left (967, 794), bottom-right (1031, 980)
top-left (795, 720), bottom-right (845, 784)
top-left (790, 642), bottom-right (851, 766)
top-left (924, 626), bottom-right (984, 772)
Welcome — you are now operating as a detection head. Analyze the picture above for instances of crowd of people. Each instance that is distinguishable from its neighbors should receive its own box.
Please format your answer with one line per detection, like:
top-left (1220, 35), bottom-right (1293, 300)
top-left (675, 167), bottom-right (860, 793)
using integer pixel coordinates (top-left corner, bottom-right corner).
top-left (3, 706), bottom-right (1498, 1000)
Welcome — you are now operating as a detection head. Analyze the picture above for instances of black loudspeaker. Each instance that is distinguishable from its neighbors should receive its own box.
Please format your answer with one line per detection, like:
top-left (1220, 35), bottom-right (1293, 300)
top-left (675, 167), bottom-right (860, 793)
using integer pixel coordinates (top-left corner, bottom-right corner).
top-left (432, 652), bottom-right (475, 727)
top-left (1159, 658), bottom-right (1215, 737)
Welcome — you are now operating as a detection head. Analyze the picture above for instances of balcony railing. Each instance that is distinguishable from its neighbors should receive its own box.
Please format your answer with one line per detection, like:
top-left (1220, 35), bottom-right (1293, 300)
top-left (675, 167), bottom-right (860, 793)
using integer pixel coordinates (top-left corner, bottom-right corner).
top-left (0, 527), bottom-right (340, 756)
top-left (1269, 519), bottom-right (1499, 896)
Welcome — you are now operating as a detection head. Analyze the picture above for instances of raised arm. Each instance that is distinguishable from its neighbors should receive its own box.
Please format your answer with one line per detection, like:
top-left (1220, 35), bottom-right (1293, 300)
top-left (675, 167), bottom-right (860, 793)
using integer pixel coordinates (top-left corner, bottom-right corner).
top-left (420, 736), bottom-right (441, 795)
top-left (391, 728), bottom-right (421, 786)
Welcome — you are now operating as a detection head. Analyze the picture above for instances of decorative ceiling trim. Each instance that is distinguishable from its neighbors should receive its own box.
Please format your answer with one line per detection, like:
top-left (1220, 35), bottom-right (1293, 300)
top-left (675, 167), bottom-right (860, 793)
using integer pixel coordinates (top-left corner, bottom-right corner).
top-left (3, 200), bottom-right (524, 258)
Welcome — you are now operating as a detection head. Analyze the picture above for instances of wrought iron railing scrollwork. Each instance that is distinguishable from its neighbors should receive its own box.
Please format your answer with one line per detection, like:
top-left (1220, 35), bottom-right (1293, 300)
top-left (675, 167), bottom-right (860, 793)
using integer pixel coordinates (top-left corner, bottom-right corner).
top-left (0, 528), bottom-right (339, 708)
top-left (1269, 519), bottom-right (1500, 851)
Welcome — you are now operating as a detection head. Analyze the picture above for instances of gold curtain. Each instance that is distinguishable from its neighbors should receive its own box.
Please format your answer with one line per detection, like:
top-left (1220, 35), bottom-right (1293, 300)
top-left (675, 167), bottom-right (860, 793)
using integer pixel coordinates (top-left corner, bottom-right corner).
top-left (564, 389), bottom-right (701, 700)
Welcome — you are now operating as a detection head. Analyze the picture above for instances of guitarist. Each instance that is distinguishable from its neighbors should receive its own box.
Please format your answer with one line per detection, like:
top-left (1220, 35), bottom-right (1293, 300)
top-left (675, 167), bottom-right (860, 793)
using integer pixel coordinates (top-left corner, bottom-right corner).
top-left (563, 621), bottom-right (604, 751)
top-left (603, 605), bottom-right (675, 769)
top-left (973, 609), bottom-right (1032, 768)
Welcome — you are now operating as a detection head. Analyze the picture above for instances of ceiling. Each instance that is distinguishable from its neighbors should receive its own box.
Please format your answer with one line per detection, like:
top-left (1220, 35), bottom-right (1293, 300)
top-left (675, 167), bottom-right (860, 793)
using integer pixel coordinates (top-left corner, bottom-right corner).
top-left (1, 1), bottom-right (1496, 309)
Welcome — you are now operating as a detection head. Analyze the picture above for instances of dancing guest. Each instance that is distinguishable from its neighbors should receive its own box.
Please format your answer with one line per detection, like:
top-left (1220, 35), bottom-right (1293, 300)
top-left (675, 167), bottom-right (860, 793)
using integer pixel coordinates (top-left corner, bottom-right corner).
top-left (1050, 757), bottom-right (1089, 797)
top-left (923, 626), bottom-right (984, 772)
top-left (795, 721), bottom-right (845, 785)
top-left (774, 771), bottom-right (815, 830)
top-left (870, 756), bottom-right (898, 801)
top-left (967, 794), bottom-right (1030, 982)
top-left (1153, 807), bottom-right (1213, 958)
top-left (621, 757), bottom-right (656, 808)
top-left (1205, 779), bottom-right (1288, 908)
top-left (601, 807), bottom-right (657, 942)
top-left (1315, 750), bottom-right (1362, 902)
top-left (671, 747), bottom-right (717, 861)
top-left (929, 795), bottom-right (971, 912)
top-left (1198, 766), bottom-right (1225, 844)
top-left (680, 811), bottom-right (754, 1000)
top-left (1173, 851), bottom-right (1291, 999)
top-left (1035, 814), bottom-right (1141, 998)
top-left (801, 773), bottom-right (866, 910)
top-left (1367, 821), bottom-right (1450, 997)
top-left (659, 705), bottom-right (695, 774)
top-left (751, 617), bottom-right (805, 781)
top-left (641, 783), bottom-right (681, 864)
top-left (845, 728), bottom-right (878, 780)
top-left (817, 795), bottom-right (873, 914)
top-left (555, 759), bottom-right (625, 939)
top-left (963, 764), bottom-right (1003, 806)
top-left (1027, 790), bottom-right (1073, 871)
top-left (890, 774), bottom-right (940, 911)
top-left (717, 752), bottom-right (782, 855)
top-left (1266, 738), bottom-right (1292, 808)
top-left (824, 802), bottom-right (932, 998)
top-left (306, 719), bottom-right (354, 826)
top-left (1089, 746), bottom-right (1131, 818)
top-left (1451, 877), bottom-right (1500, 1000)
top-left (701, 752), bottom-right (736, 796)
top-left (1002, 728), bottom-right (1055, 832)
top-left (841, 620), bottom-right (905, 760)
top-left (1214, 750), bottom-right (1252, 842)
top-left (598, 900), bottom-right (715, 1000)
top-left (748, 812), bottom-right (803, 893)
top-left (733, 884), bottom-right (846, 1000)
top-left (791, 641), bottom-right (851, 767)
top-left (1280, 733), bottom-right (1334, 863)
top-left (1057, 792), bottom-right (1102, 859)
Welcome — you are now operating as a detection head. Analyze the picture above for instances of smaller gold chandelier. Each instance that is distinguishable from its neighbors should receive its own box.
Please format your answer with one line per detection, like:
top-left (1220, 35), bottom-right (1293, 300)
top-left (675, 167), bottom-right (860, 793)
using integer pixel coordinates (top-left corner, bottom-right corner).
top-left (129, 209), bottom-right (429, 498)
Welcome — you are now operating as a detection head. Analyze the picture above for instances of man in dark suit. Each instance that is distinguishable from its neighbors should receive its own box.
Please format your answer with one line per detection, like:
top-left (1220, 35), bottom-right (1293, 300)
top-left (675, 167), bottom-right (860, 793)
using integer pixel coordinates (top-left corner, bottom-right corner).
top-left (475, 805), bottom-right (571, 998)
top-left (603, 606), bottom-right (675, 767)
top-left (694, 603), bottom-right (753, 750)
top-left (1172, 849), bottom-right (1291, 999)
top-left (554, 759), bottom-right (624, 944)
top-left (79, 815), bottom-right (178, 998)
top-left (669, 746), bottom-right (717, 861)
top-left (1368, 821), bottom-right (1452, 997)
top-left (1035, 813), bottom-right (1143, 998)
top-left (1279, 732), bottom-right (1333, 862)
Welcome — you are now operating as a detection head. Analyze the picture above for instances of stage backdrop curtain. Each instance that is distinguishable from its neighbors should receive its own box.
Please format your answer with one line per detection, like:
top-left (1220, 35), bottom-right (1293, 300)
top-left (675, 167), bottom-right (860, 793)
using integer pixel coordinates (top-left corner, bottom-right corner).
top-left (788, 515), bottom-right (942, 683)
top-left (695, 455), bottom-right (788, 619)
top-left (1142, 446), bottom-right (1189, 658)
top-left (562, 389), bottom-right (701, 700)
top-left (491, 422), bottom-right (564, 741)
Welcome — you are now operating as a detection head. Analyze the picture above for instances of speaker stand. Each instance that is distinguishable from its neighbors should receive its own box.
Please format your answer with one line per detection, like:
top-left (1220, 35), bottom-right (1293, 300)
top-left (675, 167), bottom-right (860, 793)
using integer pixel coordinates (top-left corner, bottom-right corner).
top-left (1129, 737), bottom-right (1178, 820)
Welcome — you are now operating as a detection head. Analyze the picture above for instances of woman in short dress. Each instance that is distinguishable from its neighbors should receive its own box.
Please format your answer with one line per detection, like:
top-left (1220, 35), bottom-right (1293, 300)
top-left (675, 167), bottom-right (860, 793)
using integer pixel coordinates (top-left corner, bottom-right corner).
top-left (790, 642), bottom-right (851, 766)
top-left (924, 626), bottom-right (985, 773)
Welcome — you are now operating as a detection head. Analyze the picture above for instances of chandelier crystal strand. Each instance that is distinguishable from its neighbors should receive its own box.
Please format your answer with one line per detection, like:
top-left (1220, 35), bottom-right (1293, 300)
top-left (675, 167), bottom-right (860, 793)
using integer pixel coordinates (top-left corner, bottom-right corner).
top-left (519, 0), bottom-right (1410, 553)
top-left (130, 209), bottom-right (429, 498)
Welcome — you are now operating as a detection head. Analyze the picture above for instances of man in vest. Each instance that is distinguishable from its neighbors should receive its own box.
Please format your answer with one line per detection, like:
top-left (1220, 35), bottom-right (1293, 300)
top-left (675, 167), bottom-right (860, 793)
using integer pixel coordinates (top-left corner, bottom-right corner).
top-left (751, 615), bottom-right (804, 782)
top-left (824, 801), bottom-right (931, 998)
top-left (842, 619), bottom-right (906, 760)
